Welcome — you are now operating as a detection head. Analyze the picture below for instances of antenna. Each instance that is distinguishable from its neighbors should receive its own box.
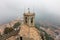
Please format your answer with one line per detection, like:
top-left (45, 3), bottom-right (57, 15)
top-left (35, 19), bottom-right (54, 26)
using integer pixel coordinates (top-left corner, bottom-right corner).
top-left (28, 8), bottom-right (30, 13)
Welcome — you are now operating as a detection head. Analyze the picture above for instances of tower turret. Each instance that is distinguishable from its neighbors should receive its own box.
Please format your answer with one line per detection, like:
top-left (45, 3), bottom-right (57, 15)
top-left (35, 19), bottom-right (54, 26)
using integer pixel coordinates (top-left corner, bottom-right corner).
top-left (23, 8), bottom-right (35, 27)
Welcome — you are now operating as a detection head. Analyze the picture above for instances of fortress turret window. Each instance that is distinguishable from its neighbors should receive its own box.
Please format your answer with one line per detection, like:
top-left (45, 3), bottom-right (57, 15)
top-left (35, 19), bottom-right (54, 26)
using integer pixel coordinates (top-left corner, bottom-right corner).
top-left (31, 17), bottom-right (33, 24)
top-left (25, 17), bottom-right (27, 23)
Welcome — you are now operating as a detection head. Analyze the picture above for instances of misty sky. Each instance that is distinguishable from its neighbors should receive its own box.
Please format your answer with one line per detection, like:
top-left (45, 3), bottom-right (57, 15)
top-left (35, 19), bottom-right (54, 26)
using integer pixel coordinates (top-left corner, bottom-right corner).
top-left (0, 0), bottom-right (60, 25)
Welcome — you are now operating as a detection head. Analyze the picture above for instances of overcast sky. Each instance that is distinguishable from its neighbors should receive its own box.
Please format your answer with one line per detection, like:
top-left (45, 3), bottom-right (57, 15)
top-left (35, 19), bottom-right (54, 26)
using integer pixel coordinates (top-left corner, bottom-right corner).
top-left (0, 0), bottom-right (60, 25)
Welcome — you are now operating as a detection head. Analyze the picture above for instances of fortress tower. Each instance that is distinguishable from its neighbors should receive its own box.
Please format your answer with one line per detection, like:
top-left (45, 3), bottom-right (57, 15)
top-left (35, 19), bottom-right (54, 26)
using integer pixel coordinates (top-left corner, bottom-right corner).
top-left (23, 8), bottom-right (35, 27)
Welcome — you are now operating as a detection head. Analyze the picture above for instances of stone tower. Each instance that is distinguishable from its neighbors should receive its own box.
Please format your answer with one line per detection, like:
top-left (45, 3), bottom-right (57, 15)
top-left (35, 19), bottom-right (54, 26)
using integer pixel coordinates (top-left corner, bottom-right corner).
top-left (23, 8), bottom-right (35, 27)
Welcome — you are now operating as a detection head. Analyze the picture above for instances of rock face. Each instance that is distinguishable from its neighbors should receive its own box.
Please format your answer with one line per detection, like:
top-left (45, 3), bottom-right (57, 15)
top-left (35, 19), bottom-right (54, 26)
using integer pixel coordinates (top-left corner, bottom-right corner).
top-left (6, 36), bottom-right (16, 40)
top-left (6, 24), bottom-right (42, 40)
top-left (19, 24), bottom-right (42, 40)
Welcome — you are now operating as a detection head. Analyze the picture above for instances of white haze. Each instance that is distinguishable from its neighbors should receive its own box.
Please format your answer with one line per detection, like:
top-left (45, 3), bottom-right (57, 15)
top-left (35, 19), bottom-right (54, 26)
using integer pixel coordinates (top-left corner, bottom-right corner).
top-left (0, 0), bottom-right (60, 26)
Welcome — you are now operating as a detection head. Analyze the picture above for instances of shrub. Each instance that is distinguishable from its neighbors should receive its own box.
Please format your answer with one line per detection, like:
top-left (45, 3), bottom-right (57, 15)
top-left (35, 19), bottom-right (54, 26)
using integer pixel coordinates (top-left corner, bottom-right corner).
top-left (4, 27), bottom-right (13, 34)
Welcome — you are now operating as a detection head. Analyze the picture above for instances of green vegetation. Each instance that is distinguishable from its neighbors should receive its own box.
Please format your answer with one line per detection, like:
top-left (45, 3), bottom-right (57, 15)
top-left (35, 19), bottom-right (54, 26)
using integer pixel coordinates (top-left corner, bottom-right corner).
top-left (4, 22), bottom-right (21, 34)
top-left (13, 22), bottom-right (21, 28)
top-left (35, 24), bottom-right (54, 40)
top-left (4, 27), bottom-right (13, 34)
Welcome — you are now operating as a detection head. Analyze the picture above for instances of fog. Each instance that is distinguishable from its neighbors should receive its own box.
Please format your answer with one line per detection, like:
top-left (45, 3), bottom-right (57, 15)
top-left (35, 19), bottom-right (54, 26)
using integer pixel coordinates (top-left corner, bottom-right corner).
top-left (0, 0), bottom-right (60, 26)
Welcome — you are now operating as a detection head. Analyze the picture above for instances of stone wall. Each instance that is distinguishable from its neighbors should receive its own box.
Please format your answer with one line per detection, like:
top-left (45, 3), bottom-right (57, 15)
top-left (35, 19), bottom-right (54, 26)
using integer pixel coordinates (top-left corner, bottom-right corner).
top-left (19, 24), bottom-right (42, 40)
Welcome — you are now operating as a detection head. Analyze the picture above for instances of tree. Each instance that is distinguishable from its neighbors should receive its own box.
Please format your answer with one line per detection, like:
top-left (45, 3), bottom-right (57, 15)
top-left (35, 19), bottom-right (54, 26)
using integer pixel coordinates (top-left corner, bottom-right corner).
top-left (13, 22), bottom-right (20, 28)
top-left (4, 27), bottom-right (14, 34)
top-left (4, 22), bottom-right (20, 34)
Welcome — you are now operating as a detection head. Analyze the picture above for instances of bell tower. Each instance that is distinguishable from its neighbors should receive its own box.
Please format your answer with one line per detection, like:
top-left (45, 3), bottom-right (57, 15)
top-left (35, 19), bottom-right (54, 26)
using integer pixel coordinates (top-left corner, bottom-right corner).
top-left (23, 8), bottom-right (35, 27)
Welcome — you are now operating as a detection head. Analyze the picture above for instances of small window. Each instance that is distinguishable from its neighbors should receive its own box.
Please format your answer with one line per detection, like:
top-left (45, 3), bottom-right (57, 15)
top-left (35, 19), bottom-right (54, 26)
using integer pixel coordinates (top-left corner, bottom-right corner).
top-left (25, 17), bottom-right (27, 23)
top-left (31, 17), bottom-right (33, 23)
top-left (20, 37), bottom-right (22, 40)
top-left (25, 17), bottom-right (27, 20)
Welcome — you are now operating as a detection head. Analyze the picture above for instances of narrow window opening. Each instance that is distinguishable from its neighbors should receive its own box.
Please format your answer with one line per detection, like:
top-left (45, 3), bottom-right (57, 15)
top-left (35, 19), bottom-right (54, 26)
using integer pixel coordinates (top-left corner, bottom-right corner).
top-left (20, 37), bottom-right (22, 40)
top-left (31, 17), bottom-right (33, 23)
top-left (25, 17), bottom-right (27, 23)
